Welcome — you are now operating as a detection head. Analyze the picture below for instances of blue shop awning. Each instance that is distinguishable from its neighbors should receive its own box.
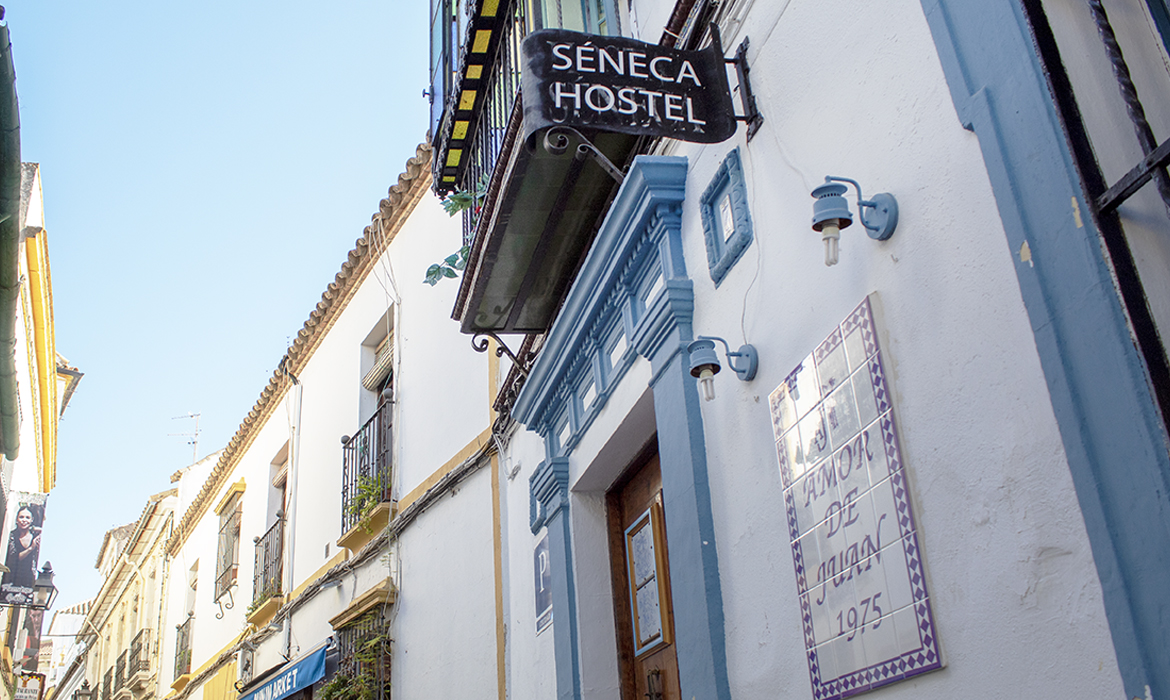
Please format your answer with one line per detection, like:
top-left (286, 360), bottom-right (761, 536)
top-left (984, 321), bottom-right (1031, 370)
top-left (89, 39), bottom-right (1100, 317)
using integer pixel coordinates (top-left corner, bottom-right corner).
top-left (238, 646), bottom-right (327, 700)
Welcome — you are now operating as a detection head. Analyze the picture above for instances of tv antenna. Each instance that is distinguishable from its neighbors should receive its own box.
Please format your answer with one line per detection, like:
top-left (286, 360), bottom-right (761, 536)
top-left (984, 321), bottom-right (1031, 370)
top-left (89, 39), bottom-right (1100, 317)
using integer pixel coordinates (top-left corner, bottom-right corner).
top-left (169, 412), bottom-right (202, 464)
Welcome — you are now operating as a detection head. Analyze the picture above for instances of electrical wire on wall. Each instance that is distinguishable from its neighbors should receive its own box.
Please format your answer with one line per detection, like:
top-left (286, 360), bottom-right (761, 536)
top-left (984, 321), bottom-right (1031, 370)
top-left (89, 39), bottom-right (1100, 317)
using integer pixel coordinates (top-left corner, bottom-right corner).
top-left (281, 350), bottom-right (303, 661)
top-left (364, 209), bottom-right (404, 635)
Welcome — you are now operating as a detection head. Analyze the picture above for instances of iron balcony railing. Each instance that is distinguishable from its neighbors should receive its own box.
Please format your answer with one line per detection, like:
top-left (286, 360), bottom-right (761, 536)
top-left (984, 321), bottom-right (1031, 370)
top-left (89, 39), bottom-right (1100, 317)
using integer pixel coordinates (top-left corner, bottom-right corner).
top-left (115, 651), bottom-right (127, 691)
top-left (337, 611), bottom-right (391, 700)
top-left (341, 401), bottom-right (393, 534)
top-left (253, 517), bottom-right (284, 606)
top-left (174, 617), bottom-right (193, 680)
top-left (102, 668), bottom-right (112, 700)
top-left (215, 503), bottom-right (242, 602)
top-left (129, 628), bottom-right (149, 678)
top-left (456, 0), bottom-right (532, 245)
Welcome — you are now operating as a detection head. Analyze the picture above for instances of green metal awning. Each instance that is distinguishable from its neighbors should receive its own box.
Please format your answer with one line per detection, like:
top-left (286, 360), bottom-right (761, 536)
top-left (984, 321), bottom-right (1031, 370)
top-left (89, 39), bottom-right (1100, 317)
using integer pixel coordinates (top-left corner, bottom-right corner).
top-left (454, 126), bottom-right (636, 335)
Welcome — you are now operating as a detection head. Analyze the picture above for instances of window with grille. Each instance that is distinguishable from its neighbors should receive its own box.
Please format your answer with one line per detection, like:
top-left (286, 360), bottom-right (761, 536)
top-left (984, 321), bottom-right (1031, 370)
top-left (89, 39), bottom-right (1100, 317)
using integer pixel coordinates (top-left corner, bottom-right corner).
top-left (333, 610), bottom-right (392, 700)
top-left (215, 493), bottom-right (242, 601)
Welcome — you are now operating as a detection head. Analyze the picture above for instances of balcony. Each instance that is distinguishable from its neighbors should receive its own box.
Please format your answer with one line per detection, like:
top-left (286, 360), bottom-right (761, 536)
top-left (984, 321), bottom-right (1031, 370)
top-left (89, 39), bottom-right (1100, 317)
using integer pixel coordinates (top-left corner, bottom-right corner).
top-left (102, 668), bottom-right (112, 700)
top-left (113, 651), bottom-right (129, 700)
top-left (430, 0), bottom-right (639, 336)
top-left (127, 629), bottom-right (151, 690)
top-left (172, 616), bottom-right (193, 691)
top-left (248, 518), bottom-right (285, 626)
top-left (339, 401), bottom-right (394, 550)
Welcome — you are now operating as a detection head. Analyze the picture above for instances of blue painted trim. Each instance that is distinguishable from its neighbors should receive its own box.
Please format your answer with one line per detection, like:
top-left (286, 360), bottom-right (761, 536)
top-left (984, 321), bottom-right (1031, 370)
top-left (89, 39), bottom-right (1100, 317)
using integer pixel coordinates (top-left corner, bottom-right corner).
top-left (699, 147), bottom-right (754, 286)
top-left (512, 156), bottom-right (688, 430)
top-left (645, 340), bottom-right (731, 700)
top-left (530, 457), bottom-right (570, 534)
top-left (921, 2), bottom-right (1170, 696)
top-left (528, 457), bottom-right (581, 700)
top-left (1144, 0), bottom-right (1170, 58)
top-left (519, 156), bottom-right (730, 700)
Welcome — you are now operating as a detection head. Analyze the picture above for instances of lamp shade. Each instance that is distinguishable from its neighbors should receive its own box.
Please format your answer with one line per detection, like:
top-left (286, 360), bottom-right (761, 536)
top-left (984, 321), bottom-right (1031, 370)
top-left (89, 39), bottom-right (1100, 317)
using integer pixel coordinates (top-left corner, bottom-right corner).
top-left (811, 181), bottom-right (854, 231)
top-left (32, 562), bottom-right (57, 610)
top-left (687, 338), bottom-right (721, 377)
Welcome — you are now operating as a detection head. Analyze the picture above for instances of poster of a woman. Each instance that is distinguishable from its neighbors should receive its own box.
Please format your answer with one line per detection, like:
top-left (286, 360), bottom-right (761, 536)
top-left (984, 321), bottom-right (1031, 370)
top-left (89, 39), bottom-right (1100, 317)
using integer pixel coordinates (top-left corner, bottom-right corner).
top-left (1, 494), bottom-right (47, 605)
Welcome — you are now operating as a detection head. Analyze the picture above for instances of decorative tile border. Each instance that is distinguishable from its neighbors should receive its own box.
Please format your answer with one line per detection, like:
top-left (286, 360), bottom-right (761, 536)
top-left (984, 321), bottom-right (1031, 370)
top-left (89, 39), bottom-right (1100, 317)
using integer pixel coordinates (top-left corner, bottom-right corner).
top-left (769, 297), bottom-right (941, 699)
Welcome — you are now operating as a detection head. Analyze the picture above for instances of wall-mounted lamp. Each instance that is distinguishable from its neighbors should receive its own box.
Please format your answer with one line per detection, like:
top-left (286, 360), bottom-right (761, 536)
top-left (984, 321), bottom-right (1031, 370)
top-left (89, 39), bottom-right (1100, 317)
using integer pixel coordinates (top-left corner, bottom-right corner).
top-left (810, 176), bottom-right (898, 266)
top-left (687, 336), bottom-right (758, 402)
top-left (31, 562), bottom-right (58, 610)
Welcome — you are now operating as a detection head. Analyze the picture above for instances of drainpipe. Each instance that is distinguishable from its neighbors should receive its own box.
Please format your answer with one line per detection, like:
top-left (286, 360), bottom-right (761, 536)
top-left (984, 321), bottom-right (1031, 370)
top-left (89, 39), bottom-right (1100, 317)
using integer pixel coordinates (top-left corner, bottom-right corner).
top-left (0, 12), bottom-right (22, 461)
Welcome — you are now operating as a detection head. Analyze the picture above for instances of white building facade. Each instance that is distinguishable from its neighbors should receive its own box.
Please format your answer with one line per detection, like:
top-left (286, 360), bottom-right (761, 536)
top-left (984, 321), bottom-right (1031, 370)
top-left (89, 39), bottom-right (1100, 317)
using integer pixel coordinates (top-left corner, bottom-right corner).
top-left (156, 145), bottom-right (495, 700)
top-left (427, 0), bottom-right (1170, 699)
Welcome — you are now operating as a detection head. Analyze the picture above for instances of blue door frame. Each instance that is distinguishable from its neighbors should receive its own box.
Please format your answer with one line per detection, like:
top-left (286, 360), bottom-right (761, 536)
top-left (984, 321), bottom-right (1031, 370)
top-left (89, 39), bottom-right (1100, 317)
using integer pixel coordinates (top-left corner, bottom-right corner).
top-left (921, 1), bottom-right (1170, 696)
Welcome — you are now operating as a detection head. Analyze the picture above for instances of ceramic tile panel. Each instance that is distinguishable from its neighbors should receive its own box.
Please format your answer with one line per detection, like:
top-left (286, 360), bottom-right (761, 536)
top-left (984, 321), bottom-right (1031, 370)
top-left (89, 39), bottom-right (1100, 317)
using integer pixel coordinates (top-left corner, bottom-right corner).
top-left (769, 297), bottom-right (941, 699)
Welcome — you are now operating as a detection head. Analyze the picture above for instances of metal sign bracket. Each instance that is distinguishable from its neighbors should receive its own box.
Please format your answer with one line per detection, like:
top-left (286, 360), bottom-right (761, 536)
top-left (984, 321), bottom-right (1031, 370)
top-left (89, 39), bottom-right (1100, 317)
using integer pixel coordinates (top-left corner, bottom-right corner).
top-left (711, 25), bottom-right (765, 141)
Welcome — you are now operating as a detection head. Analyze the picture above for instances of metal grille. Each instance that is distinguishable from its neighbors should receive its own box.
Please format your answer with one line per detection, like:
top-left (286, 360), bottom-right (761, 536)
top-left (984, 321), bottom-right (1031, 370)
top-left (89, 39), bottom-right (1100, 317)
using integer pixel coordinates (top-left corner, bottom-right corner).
top-left (102, 668), bottom-right (112, 700)
top-left (215, 495), bottom-right (242, 601)
top-left (129, 628), bottom-right (149, 677)
top-left (174, 617), bottom-right (193, 680)
top-left (1082, 0), bottom-right (1170, 214)
top-left (1020, 0), bottom-right (1170, 423)
top-left (115, 651), bottom-right (126, 691)
top-left (459, 0), bottom-right (531, 245)
top-left (253, 517), bottom-right (284, 605)
top-left (335, 611), bottom-right (392, 700)
top-left (341, 401), bottom-right (393, 534)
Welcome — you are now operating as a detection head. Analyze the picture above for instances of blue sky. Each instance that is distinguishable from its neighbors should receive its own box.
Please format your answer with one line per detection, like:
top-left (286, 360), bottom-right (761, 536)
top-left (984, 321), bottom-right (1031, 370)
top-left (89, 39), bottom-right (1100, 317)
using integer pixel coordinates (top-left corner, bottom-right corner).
top-left (6, 0), bottom-right (431, 607)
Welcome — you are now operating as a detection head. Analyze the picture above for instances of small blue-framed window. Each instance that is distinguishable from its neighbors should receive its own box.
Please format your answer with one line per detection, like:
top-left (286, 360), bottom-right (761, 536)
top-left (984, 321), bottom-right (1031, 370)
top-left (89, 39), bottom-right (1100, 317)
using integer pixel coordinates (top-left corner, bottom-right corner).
top-left (700, 148), bottom-right (753, 286)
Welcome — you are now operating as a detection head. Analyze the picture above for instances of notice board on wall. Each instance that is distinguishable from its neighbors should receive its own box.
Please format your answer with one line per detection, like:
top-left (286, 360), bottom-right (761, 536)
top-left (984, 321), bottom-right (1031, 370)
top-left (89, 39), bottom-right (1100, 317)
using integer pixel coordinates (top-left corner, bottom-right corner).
top-left (769, 296), bottom-right (941, 699)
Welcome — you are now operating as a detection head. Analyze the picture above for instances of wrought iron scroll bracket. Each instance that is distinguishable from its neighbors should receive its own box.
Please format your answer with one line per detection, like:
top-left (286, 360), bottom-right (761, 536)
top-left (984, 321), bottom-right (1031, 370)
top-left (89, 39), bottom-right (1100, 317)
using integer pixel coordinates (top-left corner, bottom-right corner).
top-left (710, 24), bottom-right (764, 142)
top-left (473, 332), bottom-right (530, 376)
top-left (215, 589), bottom-right (235, 620)
top-left (542, 126), bottom-right (625, 184)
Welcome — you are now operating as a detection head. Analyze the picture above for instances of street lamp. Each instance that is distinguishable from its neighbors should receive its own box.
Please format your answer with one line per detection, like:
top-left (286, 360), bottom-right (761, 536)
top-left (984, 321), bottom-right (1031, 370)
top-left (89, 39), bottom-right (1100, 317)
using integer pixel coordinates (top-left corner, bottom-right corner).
top-left (73, 680), bottom-right (95, 700)
top-left (30, 562), bottom-right (57, 610)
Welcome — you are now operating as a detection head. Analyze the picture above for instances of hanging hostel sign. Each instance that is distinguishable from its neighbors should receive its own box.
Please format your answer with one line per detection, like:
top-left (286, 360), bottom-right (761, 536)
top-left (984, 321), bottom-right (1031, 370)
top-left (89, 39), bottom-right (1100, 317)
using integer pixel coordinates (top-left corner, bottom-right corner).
top-left (521, 29), bottom-right (737, 143)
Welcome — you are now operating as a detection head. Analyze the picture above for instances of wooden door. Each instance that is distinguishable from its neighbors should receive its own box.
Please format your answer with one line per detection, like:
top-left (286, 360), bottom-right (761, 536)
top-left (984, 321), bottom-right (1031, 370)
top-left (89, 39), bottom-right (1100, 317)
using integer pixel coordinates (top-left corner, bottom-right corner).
top-left (607, 447), bottom-right (680, 700)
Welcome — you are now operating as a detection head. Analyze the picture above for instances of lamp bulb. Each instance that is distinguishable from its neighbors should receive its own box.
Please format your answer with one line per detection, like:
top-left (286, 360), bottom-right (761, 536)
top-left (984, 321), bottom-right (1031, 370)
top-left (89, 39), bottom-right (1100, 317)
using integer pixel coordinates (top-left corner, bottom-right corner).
top-left (821, 221), bottom-right (841, 267)
top-left (698, 367), bottom-right (716, 402)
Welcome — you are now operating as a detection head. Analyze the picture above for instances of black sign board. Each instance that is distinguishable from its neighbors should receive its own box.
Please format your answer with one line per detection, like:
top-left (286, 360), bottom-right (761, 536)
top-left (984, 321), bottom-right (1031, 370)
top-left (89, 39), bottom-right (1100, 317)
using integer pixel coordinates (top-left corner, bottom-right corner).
top-left (522, 29), bottom-right (737, 144)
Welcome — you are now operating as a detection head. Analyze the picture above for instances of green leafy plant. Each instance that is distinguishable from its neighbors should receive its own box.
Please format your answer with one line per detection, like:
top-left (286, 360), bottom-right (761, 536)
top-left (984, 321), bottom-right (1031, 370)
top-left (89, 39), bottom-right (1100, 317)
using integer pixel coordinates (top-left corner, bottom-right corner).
top-left (348, 474), bottom-right (389, 533)
top-left (319, 614), bottom-right (391, 700)
top-left (440, 173), bottom-right (489, 219)
top-left (246, 584), bottom-right (281, 617)
top-left (424, 246), bottom-right (470, 286)
top-left (426, 173), bottom-right (488, 286)
top-left (318, 673), bottom-right (356, 700)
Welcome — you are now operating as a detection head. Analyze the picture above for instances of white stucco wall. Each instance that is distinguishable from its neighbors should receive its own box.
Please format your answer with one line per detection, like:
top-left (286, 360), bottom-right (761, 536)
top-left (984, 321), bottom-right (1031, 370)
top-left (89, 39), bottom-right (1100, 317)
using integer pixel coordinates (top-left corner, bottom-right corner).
top-left (498, 1), bottom-right (1126, 699)
top-left (386, 196), bottom-right (491, 495)
top-left (500, 427), bottom-right (558, 700)
top-left (393, 466), bottom-right (497, 697)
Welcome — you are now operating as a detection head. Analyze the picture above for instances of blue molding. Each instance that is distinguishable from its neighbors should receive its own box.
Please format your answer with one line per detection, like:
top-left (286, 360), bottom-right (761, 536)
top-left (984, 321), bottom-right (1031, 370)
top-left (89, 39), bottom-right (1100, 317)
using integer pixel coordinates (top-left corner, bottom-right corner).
top-left (921, 1), bottom-right (1170, 696)
top-left (530, 457), bottom-right (570, 534)
top-left (699, 148), bottom-right (754, 286)
top-left (649, 344), bottom-right (730, 700)
top-left (529, 458), bottom-right (581, 700)
top-left (513, 156), bottom-right (689, 433)
top-left (517, 154), bottom-right (730, 700)
top-left (632, 278), bottom-right (694, 381)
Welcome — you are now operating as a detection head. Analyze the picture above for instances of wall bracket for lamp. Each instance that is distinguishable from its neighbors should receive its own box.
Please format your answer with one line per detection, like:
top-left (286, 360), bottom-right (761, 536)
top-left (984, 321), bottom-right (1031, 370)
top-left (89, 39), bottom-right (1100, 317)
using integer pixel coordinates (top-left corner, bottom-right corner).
top-left (710, 24), bottom-right (764, 141)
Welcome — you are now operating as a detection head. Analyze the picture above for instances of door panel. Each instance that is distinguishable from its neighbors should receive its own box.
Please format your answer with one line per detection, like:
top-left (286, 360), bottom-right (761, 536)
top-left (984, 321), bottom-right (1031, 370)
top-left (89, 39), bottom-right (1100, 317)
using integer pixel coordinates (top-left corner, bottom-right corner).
top-left (607, 448), bottom-right (680, 700)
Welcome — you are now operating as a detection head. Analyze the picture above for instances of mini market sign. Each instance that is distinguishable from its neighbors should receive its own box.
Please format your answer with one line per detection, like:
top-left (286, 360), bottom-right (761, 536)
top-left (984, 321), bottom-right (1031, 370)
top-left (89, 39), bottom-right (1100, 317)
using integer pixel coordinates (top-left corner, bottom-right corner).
top-left (521, 29), bottom-right (737, 143)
